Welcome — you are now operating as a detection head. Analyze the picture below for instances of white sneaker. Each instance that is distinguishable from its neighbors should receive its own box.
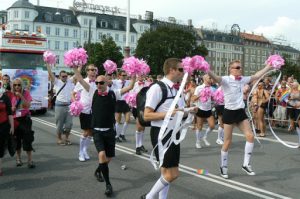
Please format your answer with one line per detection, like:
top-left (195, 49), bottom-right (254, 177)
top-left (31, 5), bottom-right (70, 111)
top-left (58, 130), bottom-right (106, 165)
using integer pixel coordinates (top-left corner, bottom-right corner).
top-left (202, 137), bottom-right (211, 146)
top-left (83, 151), bottom-right (90, 160)
top-left (242, 165), bottom-right (256, 176)
top-left (195, 141), bottom-right (202, 149)
top-left (220, 166), bottom-right (229, 179)
top-left (216, 139), bottom-right (224, 145)
top-left (78, 154), bottom-right (85, 162)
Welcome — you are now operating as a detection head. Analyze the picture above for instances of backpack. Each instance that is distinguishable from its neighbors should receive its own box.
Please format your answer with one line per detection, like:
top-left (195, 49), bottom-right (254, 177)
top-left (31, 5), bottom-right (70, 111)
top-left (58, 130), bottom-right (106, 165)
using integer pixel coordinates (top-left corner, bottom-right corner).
top-left (136, 81), bottom-right (168, 127)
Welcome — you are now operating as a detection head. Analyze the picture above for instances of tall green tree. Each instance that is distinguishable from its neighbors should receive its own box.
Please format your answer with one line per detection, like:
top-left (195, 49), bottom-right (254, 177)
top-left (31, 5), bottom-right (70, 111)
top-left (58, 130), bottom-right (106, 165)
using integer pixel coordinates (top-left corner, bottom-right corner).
top-left (84, 36), bottom-right (123, 74)
top-left (281, 54), bottom-right (300, 80)
top-left (135, 26), bottom-right (208, 74)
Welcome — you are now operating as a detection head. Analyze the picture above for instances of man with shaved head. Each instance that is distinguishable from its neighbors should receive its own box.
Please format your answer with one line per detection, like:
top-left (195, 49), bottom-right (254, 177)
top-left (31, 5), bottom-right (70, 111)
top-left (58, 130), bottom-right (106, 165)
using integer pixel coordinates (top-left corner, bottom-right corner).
top-left (73, 68), bottom-right (135, 197)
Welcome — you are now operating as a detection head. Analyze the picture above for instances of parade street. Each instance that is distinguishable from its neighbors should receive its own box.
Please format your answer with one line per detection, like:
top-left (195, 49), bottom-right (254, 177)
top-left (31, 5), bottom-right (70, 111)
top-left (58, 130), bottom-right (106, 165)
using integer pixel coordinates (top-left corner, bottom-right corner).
top-left (1, 110), bottom-right (299, 199)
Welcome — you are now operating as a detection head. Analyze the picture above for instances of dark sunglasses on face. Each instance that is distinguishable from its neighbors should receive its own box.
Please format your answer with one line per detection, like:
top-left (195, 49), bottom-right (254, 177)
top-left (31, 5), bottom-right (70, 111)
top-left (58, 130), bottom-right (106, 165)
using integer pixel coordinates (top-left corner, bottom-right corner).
top-left (121, 74), bottom-right (127, 77)
top-left (232, 66), bottom-right (241, 70)
top-left (61, 75), bottom-right (68, 78)
top-left (95, 81), bottom-right (105, 85)
top-left (177, 68), bottom-right (184, 72)
top-left (13, 84), bottom-right (21, 87)
top-left (88, 69), bottom-right (96, 71)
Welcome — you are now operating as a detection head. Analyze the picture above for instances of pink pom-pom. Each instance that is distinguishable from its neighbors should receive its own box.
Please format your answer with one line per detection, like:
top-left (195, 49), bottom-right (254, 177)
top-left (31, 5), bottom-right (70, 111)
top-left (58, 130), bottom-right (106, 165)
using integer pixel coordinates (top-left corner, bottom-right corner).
top-left (122, 57), bottom-right (151, 76)
top-left (64, 48), bottom-right (88, 68)
top-left (43, 51), bottom-right (56, 65)
top-left (69, 101), bottom-right (84, 116)
top-left (124, 92), bottom-right (137, 108)
top-left (182, 57), bottom-right (195, 74)
top-left (191, 55), bottom-right (210, 72)
top-left (265, 55), bottom-right (285, 69)
top-left (103, 60), bottom-right (117, 74)
top-left (199, 87), bottom-right (212, 103)
top-left (213, 89), bottom-right (224, 105)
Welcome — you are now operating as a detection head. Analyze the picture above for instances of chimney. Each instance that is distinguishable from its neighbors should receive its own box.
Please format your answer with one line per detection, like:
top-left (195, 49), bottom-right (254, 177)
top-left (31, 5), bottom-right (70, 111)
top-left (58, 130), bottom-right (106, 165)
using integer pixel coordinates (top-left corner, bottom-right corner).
top-left (145, 11), bottom-right (153, 21)
top-left (188, 19), bottom-right (192, 26)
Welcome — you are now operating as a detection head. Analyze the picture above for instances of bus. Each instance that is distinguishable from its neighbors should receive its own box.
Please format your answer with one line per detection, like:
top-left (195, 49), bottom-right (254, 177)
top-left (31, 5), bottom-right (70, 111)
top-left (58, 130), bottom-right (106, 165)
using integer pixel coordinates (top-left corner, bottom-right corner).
top-left (0, 29), bottom-right (49, 114)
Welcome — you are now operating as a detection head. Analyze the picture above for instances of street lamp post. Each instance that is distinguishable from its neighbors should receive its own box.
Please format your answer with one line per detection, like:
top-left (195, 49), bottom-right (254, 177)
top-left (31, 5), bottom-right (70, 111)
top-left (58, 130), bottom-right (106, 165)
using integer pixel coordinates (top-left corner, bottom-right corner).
top-left (124, 0), bottom-right (130, 58)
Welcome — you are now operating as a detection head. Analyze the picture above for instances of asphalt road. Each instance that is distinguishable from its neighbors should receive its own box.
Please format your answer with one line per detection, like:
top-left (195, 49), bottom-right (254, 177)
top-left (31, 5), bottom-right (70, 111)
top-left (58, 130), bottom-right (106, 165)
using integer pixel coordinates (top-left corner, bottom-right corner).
top-left (1, 110), bottom-right (300, 199)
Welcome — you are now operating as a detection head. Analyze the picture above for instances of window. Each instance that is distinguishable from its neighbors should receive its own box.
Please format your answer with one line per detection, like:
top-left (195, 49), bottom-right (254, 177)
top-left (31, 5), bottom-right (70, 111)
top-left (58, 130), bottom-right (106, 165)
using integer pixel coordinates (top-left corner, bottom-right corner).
top-left (101, 21), bottom-right (107, 28)
top-left (73, 42), bottom-right (77, 48)
top-left (55, 41), bottom-right (60, 50)
top-left (13, 24), bottom-right (18, 30)
top-left (45, 13), bottom-right (53, 22)
top-left (64, 29), bottom-right (69, 37)
top-left (107, 33), bottom-right (111, 38)
top-left (98, 32), bottom-right (102, 40)
top-left (123, 34), bottom-right (126, 42)
top-left (46, 27), bottom-right (51, 35)
top-left (55, 27), bottom-right (60, 36)
top-left (48, 40), bottom-right (51, 49)
top-left (63, 15), bottom-right (71, 24)
top-left (14, 10), bottom-right (18, 18)
top-left (73, 29), bottom-right (78, 38)
top-left (115, 34), bottom-right (119, 42)
top-left (24, 24), bottom-right (30, 31)
top-left (25, 11), bottom-right (30, 19)
top-left (83, 30), bottom-right (88, 39)
top-left (84, 18), bottom-right (88, 25)
top-left (64, 42), bottom-right (69, 50)
top-left (114, 22), bottom-right (119, 29)
top-left (89, 19), bottom-right (93, 26)
top-left (131, 35), bottom-right (135, 43)
top-left (56, 55), bottom-right (60, 64)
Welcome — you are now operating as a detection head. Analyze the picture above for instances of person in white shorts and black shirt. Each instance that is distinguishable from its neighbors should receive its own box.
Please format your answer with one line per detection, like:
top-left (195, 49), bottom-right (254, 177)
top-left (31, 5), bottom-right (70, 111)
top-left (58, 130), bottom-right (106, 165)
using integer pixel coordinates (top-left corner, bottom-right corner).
top-left (207, 60), bottom-right (272, 179)
top-left (141, 58), bottom-right (196, 199)
top-left (192, 74), bottom-right (215, 149)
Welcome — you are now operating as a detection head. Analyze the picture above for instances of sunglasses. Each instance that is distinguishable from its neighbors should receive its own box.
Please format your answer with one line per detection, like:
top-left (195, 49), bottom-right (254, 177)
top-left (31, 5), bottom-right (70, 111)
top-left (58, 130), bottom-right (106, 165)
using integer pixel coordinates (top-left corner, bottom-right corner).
top-left (177, 68), bottom-right (184, 72)
top-left (61, 75), bottom-right (68, 78)
top-left (95, 81), bottom-right (105, 85)
top-left (88, 69), bottom-right (96, 71)
top-left (121, 74), bottom-right (127, 77)
top-left (232, 66), bottom-right (241, 70)
top-left (13, 84), bottom-right (21, 87)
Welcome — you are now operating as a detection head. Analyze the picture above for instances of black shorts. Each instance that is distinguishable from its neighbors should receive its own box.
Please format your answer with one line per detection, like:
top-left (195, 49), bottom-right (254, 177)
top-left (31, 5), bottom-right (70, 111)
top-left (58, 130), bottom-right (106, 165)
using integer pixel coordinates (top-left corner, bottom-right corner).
top-left (215, 105), bottom-right (224, 116)
top-left (150, 126), bottom-right (180, 168)
top-left (79, 113), bottom-right (92, 130)
top-left (132, 107), bottom-right (137, 119)
top-left (222, 108), bottom-right (248, 124)
top-left (115, 100), bottom-right (130, 113)
top-left (93, 128), bottom-right (116, 158)
top-left (15, 116), bottom-right (34, 151)
top-left (196, 109), bottom-right (212, 118)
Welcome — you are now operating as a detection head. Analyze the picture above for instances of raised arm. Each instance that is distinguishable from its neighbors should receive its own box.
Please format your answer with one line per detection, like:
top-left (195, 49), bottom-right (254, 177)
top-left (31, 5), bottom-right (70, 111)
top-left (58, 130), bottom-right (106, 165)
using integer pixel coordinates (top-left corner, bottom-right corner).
top-left (207, 71), bottom-right (222, 84)
top-left (73, 67), bottom-right (90, 92)
top-left (120, 76), bottom-right (136, 95)
top-left (46, 63), bottom-right (55, 83)
top-left (250, 65), bottom-right (272, 83)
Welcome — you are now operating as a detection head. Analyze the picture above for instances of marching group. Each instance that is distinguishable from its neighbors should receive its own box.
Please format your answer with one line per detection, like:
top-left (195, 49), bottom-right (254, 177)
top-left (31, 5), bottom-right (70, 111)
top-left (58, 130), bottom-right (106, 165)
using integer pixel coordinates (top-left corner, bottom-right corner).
top-left (0, 58), bottom-right (299, 198)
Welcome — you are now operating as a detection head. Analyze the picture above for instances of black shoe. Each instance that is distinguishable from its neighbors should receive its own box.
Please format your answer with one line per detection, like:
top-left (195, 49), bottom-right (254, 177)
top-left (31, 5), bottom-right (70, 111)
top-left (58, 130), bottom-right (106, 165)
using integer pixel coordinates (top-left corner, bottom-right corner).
top-left (28, 161), bottom-right (36, 169)
top-left (140, 145), bottom-right (148, 153)
top-left (242, 165), bottom-right (256, 176)
top-left (119, 135), bottom-right (127, 141)
top-left (94, 169), bottom-right (104, 182)
top-left (136, 147), bottom-right (142, 155)
top-left (105, 184), bottom-right (113, 197)
top-left (115, 137), bottom-right (122, 143)
top-left (140, 194), bottom-right (147, 199)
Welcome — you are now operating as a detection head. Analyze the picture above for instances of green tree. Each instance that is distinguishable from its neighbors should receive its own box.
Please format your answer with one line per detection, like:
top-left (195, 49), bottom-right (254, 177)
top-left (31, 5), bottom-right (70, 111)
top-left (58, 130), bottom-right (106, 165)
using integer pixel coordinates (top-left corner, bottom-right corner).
top-left (281, 54), bottom-right (300, 80)
top-left (135, 26), bottom-right (208, 74)
top-left (84, 36), bottom-right (123, 74)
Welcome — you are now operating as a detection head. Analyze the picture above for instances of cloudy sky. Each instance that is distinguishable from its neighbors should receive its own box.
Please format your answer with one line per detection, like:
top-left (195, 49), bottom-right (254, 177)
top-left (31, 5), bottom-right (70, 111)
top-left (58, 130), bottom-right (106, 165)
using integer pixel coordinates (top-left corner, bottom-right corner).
top-left (2, 0), bottom-right (300, 49)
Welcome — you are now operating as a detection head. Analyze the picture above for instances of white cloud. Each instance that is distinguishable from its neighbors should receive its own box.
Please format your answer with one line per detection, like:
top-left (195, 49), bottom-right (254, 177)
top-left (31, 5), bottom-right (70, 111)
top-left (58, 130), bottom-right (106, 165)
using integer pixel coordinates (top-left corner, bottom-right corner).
top-left (254, 17), bottom-right (300, 48)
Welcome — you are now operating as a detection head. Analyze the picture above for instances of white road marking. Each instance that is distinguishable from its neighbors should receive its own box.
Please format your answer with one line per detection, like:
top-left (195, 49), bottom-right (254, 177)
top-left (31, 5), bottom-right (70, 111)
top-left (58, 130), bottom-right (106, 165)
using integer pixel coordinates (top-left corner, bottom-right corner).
top-left (32, 117), bottom-right (292, 199)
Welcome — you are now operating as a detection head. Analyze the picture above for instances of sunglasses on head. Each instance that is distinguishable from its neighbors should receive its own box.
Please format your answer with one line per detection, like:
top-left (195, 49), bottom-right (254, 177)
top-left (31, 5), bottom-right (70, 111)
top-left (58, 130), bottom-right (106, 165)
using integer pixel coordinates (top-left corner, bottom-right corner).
top-left (177, 68), bottom-right (184, 72)
top-left (95, 81), bottom-right (105, 85)
top-left (13, 84), bottom-right (21, 87)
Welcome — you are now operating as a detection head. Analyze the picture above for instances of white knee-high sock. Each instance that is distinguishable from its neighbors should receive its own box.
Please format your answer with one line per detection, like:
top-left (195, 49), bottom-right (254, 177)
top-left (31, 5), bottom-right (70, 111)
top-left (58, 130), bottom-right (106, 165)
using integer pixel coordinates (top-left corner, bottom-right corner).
top-left (135, 131), bottom-right (143, 148)
top-left (204, 127), bottom-right (213, 138)
top-left (243, 141), bottom-right (254, 166)
top-left (83, 136), bottom-right (92, 153)
top-left (221, 150), bottom-right (228, 168)
top-left (196, 130), bottom-right (201, 142)
top-left (158, 184), bottom-right (170, 199)
top-left (121, 122), bottom-right (128, 135)
top-left (115, 123), bottom-right (121, 137)
top-left (79, 136), bottom-right (86, 155)
top-left (296, 127), bottom-right (300, 144)
top-left (146, 176), bottom-right (170, 199)
top-left (217, 127), bottom-right (223, 140)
